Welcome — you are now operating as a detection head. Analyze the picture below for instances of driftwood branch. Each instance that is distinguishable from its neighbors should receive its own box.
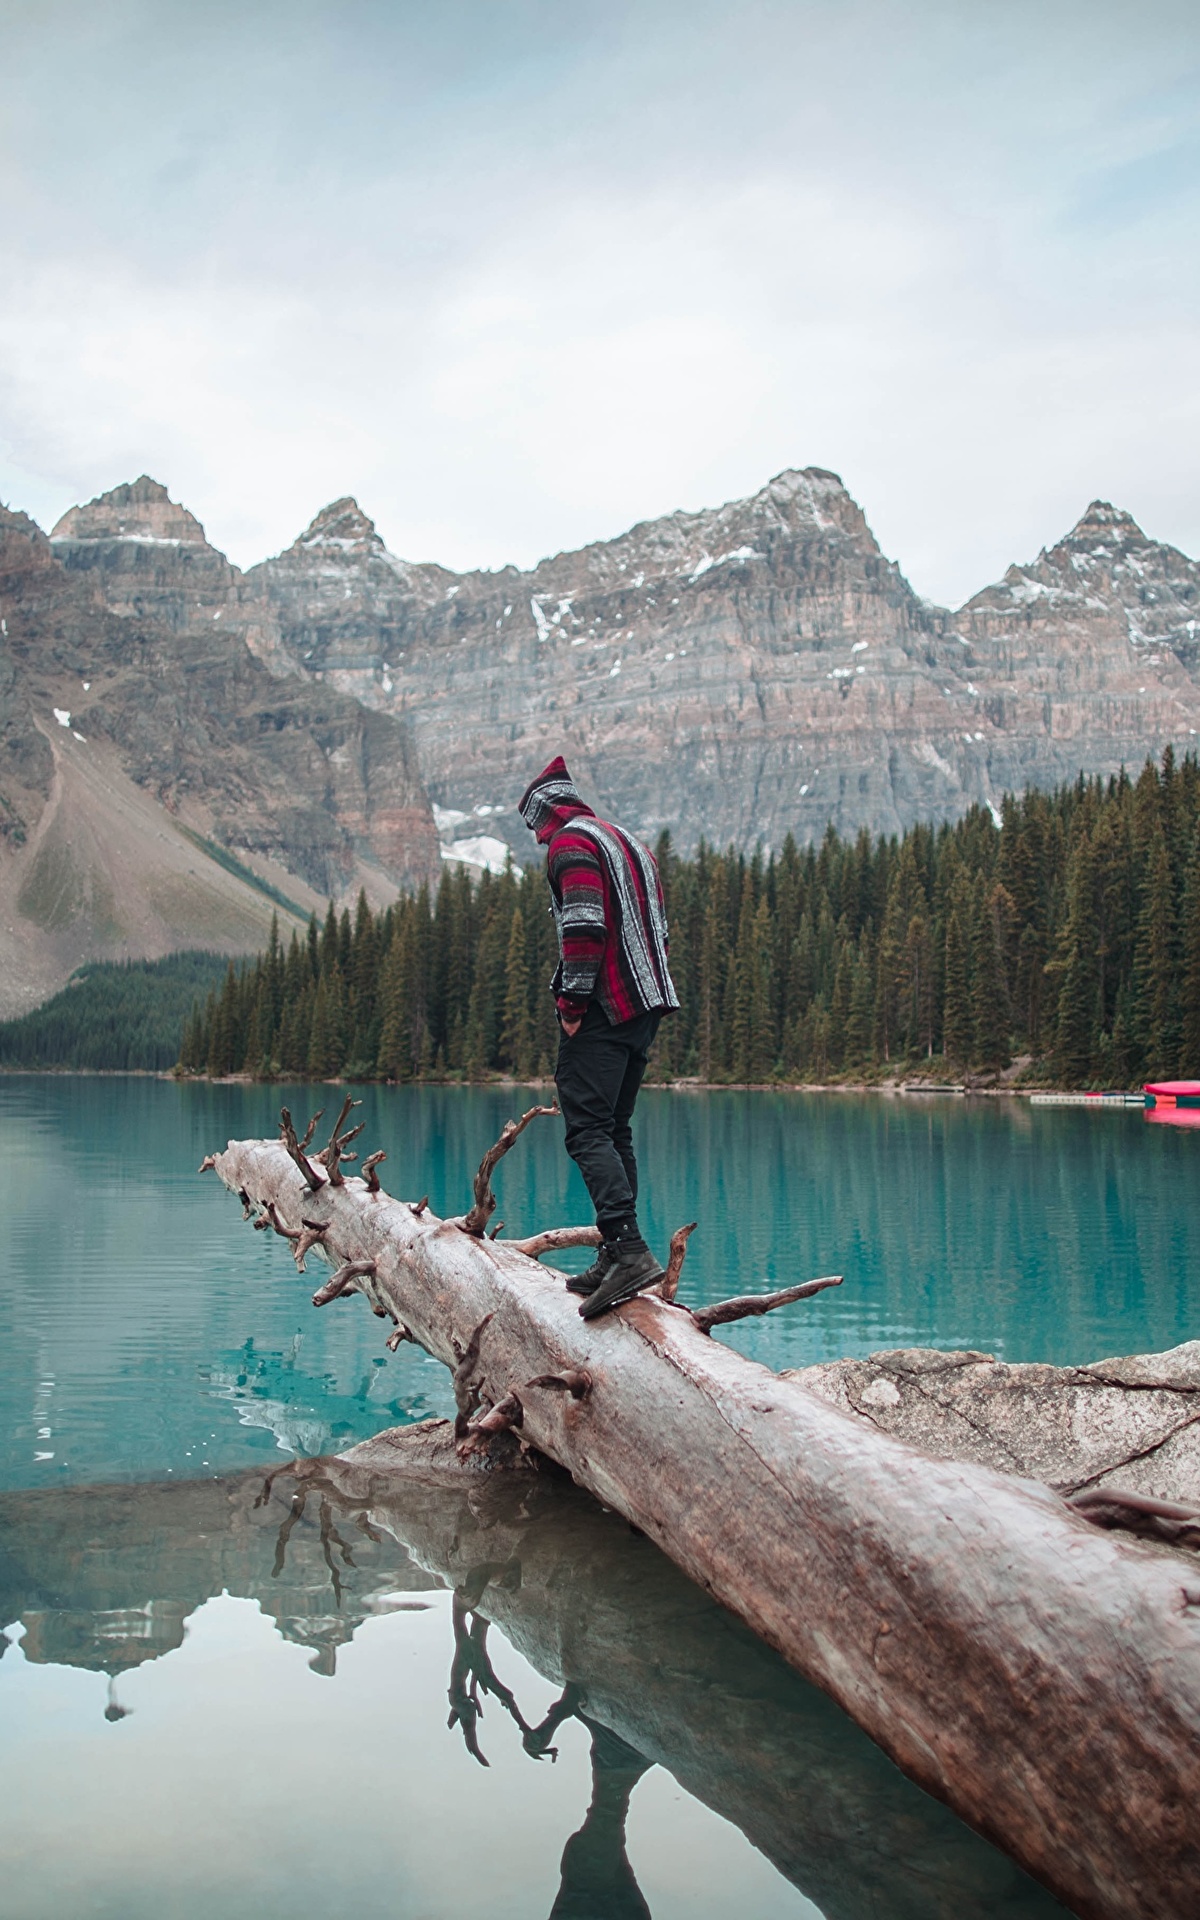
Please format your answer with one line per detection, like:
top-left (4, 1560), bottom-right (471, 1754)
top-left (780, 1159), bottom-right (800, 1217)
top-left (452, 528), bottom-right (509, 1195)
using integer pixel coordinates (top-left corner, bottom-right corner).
top-left (461, 1104), bottom-right (558, 1236)
top-left (298, 1109), bottom-right (324, 1151)
top-left (510, 1225), bottom-right (602, 1260)
top-left (409, 1195), bottom-right (429, 1218)
top-left (451, 1314), bottom-right (494, 1436)
top-left (459, 1390), bottom-right (525, 1456)
top-left (691, 1275), bottom-right (843, 1334)
top-left (361, 1150), bottom-right (387, 1194)
top-left (291, 1219), bottom-right (329, 1271)
top-left (312, 1259), bottom-right (377, 1308)
top-left (279, 1107), bottom-right (327, 1191)
top-left (655, 1221), bottom-right (698, 1303)
top-left (316, 1096), bottom-right (363, 1186)
top-left (253, 1200), bottom-right (294, 1239)
top-left (1068, 1487), bottom-right (1200, 1551)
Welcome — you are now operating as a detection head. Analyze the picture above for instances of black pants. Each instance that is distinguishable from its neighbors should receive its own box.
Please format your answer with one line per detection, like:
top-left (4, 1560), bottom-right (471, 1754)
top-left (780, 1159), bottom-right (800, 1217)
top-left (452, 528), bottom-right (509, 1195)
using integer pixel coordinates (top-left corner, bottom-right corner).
top-left (554, 1003), bottom-right (662, 1241)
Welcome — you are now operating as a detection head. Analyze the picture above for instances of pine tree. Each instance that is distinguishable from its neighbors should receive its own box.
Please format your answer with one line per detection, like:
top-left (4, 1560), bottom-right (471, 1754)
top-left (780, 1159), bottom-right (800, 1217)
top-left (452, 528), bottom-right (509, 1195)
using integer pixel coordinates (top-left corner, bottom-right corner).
top-left (500, 907), bottom-right (535, 1075)
top-left (828, 937), bottom-right (852, 1071)
top-left (846, 937), bottom-right (874, 1065)
top-left (1133, 826), bottom-right (1180, 1077)
top-left (308, 968), bottom-right (347, 1078)
top-left (1180, 851), bottom-right (1200, 1073)
top-left (1050, 834), bottom-right (1100, 1085)
top-left (903, 912), bottom-right (934, 1058)
top-left (207, 964), bottom-right (239, 1076)
top-left (972, 883), bottom-right (1011, 1069)
top-left (942, 911), bottom-right (970, 1064)
top-left (748, 895), bottom-right (775, 1080)
top-left (319, 902), bottom-right (339, 978)
top-left (243, 968), bottom-right (275, 1076)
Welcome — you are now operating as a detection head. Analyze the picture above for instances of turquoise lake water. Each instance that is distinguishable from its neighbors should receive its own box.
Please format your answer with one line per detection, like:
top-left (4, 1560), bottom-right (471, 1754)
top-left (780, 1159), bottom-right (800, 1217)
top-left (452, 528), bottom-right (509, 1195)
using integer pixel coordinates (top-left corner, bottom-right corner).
top-left (4, 1074), bottom-right (1193, 1918)
top-left (2, 1077), bottom-right (1196, 1486)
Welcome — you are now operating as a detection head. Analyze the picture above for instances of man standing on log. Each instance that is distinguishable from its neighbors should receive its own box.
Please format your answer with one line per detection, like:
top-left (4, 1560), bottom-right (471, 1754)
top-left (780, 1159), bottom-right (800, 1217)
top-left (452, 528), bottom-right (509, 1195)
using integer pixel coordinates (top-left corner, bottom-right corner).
top-left (518, 756), bottom-right (678, 1320)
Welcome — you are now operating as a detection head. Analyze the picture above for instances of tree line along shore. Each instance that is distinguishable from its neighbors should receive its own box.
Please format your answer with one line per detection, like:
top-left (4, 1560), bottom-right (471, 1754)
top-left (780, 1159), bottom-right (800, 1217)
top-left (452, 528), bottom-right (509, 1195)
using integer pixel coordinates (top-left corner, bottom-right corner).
top-left (164, 751), bottom-right (1200, 1091)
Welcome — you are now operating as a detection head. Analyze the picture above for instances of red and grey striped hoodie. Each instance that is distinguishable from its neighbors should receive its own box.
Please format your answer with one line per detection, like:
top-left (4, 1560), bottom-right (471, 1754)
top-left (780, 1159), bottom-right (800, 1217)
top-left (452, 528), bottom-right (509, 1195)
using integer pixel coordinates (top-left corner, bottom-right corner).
top-left (517, 757), bottom-right (679, 1024)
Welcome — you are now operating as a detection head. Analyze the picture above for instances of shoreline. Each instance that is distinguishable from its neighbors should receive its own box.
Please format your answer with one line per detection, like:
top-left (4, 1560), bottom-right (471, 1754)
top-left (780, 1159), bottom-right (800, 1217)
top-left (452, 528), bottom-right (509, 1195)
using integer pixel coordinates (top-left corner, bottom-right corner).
top-left (0, 1065), bottom-right (1147, 1100)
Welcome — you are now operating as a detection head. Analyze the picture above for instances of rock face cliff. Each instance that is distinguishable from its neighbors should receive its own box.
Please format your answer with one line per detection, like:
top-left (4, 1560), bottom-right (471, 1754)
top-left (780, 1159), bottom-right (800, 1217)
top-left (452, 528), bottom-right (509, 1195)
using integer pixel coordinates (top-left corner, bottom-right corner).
top-left (0, 484), bottom-right (440, 1015)
top-left (246, 470), bottom-right (1200, 857)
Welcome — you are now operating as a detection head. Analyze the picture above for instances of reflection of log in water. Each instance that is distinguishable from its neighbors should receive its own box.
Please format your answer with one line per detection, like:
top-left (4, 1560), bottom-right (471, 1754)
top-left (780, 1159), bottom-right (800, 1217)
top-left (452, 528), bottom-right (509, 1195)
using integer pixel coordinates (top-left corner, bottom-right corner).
top-left (0, 1447), bottom-right (1060, 1920)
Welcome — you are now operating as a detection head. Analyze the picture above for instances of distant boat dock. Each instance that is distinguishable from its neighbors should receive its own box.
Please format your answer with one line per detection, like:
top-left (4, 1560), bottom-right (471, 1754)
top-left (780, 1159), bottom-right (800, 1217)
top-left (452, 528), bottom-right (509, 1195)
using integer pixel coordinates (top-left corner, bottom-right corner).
top-left (1030, 1092), bottom-right (1147, 1108)
top-left (1029, 1082), bottom-right (1200, 1123)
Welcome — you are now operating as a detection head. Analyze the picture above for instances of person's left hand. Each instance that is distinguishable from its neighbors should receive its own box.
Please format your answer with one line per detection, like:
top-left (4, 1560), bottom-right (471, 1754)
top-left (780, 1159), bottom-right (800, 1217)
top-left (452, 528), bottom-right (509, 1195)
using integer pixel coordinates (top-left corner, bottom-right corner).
top-left (560, 1014), bottom-right (582, 1037)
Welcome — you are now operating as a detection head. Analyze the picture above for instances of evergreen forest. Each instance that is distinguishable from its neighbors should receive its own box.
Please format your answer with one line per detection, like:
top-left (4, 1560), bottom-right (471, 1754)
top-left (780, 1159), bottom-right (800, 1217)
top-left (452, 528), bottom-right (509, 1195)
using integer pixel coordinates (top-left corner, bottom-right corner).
top-left (180, 752), bottom-right (1200, 1089)
top-left (0, 953), bottom-right (233, 1071)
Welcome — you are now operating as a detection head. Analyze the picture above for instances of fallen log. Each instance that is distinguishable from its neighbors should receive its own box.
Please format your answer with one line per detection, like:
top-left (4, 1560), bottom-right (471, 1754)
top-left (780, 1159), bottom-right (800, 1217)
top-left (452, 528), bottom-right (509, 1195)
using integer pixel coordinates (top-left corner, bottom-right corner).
top-left (208, 1111), bottom-right (1200, 1920)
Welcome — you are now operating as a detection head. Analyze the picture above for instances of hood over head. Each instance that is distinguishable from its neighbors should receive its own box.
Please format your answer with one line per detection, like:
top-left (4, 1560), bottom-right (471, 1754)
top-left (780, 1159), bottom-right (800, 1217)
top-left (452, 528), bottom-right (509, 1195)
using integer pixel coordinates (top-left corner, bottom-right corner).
top-left (517, 755), bottom-right (595, 844)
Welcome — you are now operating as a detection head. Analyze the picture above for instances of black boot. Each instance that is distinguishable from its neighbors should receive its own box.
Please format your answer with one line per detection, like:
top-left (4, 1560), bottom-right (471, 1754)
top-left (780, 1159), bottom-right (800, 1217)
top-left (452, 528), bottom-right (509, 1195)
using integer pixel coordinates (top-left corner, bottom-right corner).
top-left (566, 1242), bottom-right (614, 1297)
top-left (579, 1234), bottom-right (665, 1320)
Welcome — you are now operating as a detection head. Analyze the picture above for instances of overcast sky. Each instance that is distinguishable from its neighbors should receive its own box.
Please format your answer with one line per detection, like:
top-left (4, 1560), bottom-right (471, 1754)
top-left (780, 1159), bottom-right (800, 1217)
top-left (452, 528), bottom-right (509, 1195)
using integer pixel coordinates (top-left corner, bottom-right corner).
top-left (0, 0), bottom-right (1197, 605)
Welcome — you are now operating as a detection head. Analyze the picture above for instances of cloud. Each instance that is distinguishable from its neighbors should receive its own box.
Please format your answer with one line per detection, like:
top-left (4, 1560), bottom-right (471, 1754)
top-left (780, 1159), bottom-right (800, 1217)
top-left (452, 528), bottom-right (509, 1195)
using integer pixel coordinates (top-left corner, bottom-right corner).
top-left (1, 0), bottom-right (1197, 604)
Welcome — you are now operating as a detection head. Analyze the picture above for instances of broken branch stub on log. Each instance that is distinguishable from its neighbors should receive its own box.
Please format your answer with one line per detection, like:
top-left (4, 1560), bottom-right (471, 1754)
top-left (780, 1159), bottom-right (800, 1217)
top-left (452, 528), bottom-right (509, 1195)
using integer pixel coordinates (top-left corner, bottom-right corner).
top-left (279, 1108), bottom-right (326, 1192)
top-left (316, 1096), bottom-right (364, 1186)
top-left (210, 1132), bottom-right (1200, 1920)
top-left (461, 1104), bottom-right (558, 1237)
top-left (509, 1225), bottom-right (602, 1261)
top-left (655, 1221), bottom-right (698, 1303)
top-left (312, 1260), bottom-right (377, 1308)
top-left (1068, 1487), bottom-right (1200, 1552)
top-left (361, 1150), bottom-right (387, 1195)
top-left (691, 1275), bottom-right (844, 1334)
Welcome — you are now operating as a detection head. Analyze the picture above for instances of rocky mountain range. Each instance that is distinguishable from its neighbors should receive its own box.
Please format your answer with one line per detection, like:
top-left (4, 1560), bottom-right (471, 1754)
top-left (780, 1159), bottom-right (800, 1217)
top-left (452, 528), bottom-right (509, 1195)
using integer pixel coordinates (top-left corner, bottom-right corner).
top-left (245, 469), bottom-right (1200, 863)
top-left (2, 465), bottom-right (1198, 1013)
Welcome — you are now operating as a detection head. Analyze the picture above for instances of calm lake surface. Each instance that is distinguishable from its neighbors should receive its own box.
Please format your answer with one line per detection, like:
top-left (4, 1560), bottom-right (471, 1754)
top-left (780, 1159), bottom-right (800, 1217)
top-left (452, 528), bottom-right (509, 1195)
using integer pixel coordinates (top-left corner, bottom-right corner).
top-left (3, 1075), bottom-right (1194, 1918)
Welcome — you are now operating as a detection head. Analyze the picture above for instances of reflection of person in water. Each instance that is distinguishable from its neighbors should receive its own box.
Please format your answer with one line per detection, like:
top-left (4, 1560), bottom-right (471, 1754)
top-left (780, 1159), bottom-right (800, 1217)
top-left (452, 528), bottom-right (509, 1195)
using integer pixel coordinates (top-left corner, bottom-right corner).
top-left (444, 1593), bottom-right (653, 1916)
top-left (549, 1717), bottom-right (652, 1920)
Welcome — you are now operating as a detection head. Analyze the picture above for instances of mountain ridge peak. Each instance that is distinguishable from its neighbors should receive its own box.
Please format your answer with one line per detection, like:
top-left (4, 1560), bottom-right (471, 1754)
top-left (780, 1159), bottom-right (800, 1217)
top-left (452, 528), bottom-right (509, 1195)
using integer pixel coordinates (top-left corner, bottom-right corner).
top-left (50, 475), bottom-right (210, 548)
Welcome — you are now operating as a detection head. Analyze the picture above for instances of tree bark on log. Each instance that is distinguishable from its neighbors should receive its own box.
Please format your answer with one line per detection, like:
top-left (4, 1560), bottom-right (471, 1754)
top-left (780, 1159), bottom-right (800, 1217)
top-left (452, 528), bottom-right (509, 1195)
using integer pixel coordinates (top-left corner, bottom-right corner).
top-left (209, 1132), bottom-right (1200, 1920)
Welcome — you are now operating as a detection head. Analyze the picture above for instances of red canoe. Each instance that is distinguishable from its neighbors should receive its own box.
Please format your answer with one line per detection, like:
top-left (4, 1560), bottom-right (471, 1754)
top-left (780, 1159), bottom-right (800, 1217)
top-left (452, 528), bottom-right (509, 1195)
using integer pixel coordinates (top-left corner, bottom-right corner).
top-left (1144, 1081), bottom-right (1200, 1107)
top-left (1144, 1081), bottom-right (1200, 1125)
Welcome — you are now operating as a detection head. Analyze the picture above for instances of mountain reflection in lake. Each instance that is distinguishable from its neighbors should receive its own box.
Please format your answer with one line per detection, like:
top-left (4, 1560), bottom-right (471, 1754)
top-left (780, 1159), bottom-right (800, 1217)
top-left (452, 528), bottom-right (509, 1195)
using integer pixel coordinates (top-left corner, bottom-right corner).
top-left (0, 1460), bottom-right (1066, 1920)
